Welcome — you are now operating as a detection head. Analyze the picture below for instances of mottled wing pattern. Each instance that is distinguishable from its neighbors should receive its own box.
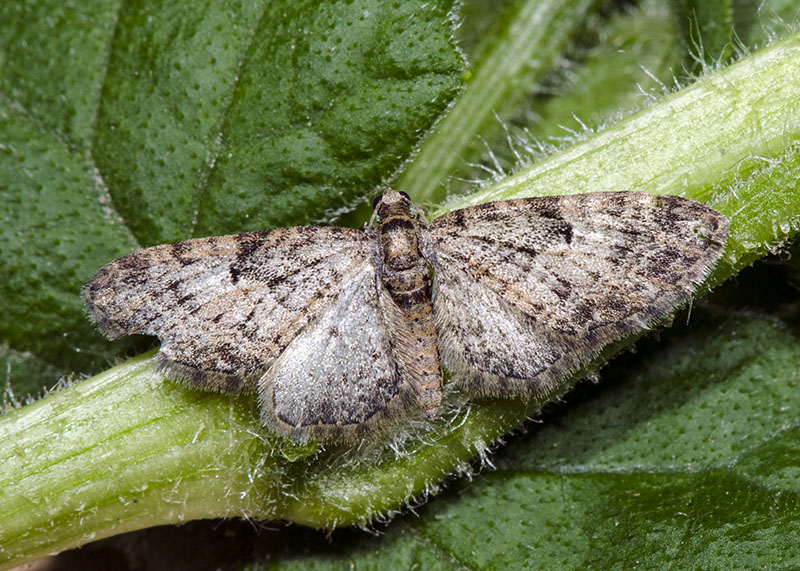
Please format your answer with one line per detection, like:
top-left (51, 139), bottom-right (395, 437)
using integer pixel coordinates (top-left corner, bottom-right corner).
top-left (424, 191), bottom-right (728, 399)
top-left (260, 264), bottom-right (417, 440)
top-left (83, 227), bottom-right (376, 394)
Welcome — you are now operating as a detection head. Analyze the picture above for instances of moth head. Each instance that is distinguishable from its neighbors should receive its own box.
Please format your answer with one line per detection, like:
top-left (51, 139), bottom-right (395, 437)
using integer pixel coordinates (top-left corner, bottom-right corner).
top-left (372, 189), bottom-right (412, 222)
top-left (373, 189), bottom-right (410, 209)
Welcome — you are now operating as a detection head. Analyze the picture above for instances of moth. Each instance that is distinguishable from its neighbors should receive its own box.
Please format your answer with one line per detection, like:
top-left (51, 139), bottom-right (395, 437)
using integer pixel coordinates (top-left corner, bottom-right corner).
top-left (83, 190), bottom-right (728, 441)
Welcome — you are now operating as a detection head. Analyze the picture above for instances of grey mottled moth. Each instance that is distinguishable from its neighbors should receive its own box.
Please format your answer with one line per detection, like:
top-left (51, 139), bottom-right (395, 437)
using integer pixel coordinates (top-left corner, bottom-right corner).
top-left (83, 190), bottom-right (728, 442)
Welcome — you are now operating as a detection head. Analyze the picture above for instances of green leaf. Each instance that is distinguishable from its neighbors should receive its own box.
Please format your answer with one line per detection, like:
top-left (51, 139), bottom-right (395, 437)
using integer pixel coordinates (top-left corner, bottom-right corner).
top-left (93, 1), bottom-right (464, 244)
top-left (0, 1), bottom-right (118, 146)
top-left (0, 104), bottom-right (140, 382)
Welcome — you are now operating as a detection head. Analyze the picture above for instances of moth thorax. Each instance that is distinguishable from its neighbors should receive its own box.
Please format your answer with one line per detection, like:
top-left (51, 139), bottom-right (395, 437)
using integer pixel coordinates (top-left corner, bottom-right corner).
top-left (378, 214), bottom-right (421, 271)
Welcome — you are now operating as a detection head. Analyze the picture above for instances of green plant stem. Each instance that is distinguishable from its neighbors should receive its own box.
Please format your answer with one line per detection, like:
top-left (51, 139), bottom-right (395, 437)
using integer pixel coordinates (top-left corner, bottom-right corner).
top-left (444, 32), bottom-right (800, 212)
top-left (3, 29), bottom-right (800, 571)
top-left (0, 353), bottom-right (280, 568)
top-left (396, 0), bottom-right (596, 203)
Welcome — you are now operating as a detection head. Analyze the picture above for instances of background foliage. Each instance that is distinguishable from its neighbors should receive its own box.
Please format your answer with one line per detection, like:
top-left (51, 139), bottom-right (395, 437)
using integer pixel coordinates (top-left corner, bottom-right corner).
top-left (2, 0), bottom-right (800, 569)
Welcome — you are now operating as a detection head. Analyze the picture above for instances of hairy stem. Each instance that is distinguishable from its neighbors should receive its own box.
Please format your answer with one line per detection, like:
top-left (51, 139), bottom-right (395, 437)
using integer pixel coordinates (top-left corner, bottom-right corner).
top-left (0, 354), bottom-right (281, 567)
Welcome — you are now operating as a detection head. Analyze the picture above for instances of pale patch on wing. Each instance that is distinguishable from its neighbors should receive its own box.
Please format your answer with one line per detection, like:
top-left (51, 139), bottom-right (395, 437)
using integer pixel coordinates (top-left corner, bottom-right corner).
top-left (431, 264), bottom-right (572, 398)
top-left (260, 264), bottom-right (417, 441)
top-left (83, 227), bottom-right (372, 393)
top-left (424, 191), bottom-right (728, 398)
